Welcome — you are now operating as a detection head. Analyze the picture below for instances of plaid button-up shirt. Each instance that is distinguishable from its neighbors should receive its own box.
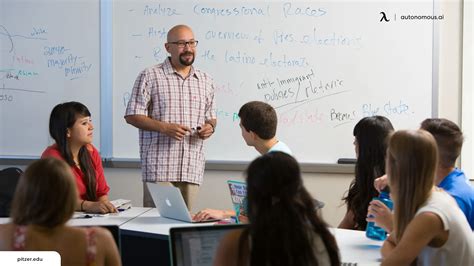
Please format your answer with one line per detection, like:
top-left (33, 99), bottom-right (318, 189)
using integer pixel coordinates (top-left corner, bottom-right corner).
top-left (125, 58), bottom-right (216, 184)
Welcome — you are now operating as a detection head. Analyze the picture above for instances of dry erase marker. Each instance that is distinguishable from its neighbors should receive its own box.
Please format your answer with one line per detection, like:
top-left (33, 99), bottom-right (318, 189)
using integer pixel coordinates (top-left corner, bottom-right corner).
top-left (191, 126), bottom-right (201, 132)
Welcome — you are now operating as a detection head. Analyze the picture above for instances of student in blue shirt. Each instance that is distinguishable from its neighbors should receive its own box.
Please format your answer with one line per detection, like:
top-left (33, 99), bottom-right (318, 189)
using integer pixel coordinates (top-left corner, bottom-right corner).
top-left (372, 118), bottom-right (474, 230)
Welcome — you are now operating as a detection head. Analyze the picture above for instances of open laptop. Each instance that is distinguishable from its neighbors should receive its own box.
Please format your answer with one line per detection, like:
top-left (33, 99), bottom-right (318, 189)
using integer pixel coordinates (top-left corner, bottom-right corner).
top-left (227, 180), bottom-right (247, 223)
top-left (169, 224), bottom-right (246, 266)
top-left (147, 183), bottom-right (218, 223)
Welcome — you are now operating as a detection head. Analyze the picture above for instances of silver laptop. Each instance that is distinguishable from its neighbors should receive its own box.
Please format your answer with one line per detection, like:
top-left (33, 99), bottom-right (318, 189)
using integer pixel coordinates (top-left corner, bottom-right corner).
top-left (147, 183), bottom-right (217, 223)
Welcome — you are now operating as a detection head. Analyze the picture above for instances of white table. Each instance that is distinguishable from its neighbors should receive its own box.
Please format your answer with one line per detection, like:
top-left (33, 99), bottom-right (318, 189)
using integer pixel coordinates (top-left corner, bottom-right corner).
top-left (119, 208), bottom-right (382, 265)
top-left (332, 228), bottom-right (382, 265)
top-left (120, 208), bottom-right (216, 239)
top-left (68, 207), bottom-right (151, 226)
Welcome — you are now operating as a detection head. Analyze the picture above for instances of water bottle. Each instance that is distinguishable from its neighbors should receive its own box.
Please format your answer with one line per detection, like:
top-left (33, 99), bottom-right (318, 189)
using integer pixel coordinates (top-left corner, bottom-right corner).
top-left (366, 188), bottom-right (393, 241)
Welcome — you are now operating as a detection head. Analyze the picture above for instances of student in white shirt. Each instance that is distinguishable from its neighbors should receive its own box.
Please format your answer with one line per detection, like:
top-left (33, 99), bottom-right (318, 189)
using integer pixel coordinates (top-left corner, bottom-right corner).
top-left (380, 130), bottom-right (473, 266)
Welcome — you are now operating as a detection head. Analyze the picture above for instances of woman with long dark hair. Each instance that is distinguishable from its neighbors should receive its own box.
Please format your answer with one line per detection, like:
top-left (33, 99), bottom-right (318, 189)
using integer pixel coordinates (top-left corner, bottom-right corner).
top-left (339, 116), bottom-right (394, 230)
top-left (213, 152), bottom-right (340, 266)
top-left (41, 101), bottom-right (115, 214)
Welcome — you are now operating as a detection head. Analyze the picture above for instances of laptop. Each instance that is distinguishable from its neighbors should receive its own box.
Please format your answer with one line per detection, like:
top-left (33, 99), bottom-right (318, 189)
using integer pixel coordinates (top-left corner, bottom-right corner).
top-left (227, 180), bottom-right (247, 223)
top-left (147, 183), bottom-right (218, 223)
top-left (169, 224), bottom-right (246, 266)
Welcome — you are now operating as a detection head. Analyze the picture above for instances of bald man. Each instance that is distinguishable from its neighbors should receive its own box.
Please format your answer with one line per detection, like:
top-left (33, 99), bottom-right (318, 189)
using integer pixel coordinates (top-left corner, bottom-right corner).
top-left (125, 25), bottom-right (217, 211)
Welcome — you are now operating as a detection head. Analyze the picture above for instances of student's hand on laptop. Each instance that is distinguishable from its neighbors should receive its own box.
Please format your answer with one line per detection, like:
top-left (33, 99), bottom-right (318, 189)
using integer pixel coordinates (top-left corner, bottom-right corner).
top-left (193, 209), bottom-right (229, 222)
top-left (374, 174), bottom-right (389, 192)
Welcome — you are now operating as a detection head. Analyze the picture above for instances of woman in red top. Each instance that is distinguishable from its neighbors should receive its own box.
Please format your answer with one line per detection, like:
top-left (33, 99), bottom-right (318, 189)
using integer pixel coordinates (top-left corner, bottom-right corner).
top-left (42, 101), bottom-right (116, 214)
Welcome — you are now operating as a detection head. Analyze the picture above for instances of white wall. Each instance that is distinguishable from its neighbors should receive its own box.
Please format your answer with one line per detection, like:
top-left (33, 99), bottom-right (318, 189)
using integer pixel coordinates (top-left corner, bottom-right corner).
top-left (1, 0), bottom-right (470, 228)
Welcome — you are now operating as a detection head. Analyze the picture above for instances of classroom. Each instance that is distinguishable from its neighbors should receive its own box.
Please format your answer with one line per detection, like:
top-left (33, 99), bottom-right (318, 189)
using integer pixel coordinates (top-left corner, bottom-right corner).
top-left (1, 0), bottom-right (473, 265)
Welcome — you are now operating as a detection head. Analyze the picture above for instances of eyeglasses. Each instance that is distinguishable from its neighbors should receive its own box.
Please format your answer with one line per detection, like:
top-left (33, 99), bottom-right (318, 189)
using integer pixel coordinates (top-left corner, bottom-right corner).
top-left (168, 40), bottom-right (199, 48)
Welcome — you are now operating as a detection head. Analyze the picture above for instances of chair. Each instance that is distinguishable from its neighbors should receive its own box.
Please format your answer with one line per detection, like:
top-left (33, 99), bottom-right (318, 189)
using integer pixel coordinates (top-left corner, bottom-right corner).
top-left (0, 167), bottom-right (23, 217)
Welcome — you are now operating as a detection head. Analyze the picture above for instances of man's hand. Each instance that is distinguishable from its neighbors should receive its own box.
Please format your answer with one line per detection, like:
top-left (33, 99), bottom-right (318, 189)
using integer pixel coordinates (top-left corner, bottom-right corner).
top-left (162, 123), bottom-right (191, 141)
top-left (374, 174), bottom-right (389, 192)
top-left (197, 123), bottom-right (214, 140)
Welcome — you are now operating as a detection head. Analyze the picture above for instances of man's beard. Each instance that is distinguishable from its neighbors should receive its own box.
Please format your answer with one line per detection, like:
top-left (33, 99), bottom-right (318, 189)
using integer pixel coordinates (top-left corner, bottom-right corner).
top-left (179, 52), bottom-right (195, 66)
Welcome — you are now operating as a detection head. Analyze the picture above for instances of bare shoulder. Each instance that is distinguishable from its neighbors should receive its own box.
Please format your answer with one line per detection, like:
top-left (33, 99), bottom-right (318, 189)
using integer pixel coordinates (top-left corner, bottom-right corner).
top-left (0, 224), bottom-right (14, 250)
top-left (411, 212), bottom-right (444, 230)
top-left (90, 226), bottom-right (114, 242)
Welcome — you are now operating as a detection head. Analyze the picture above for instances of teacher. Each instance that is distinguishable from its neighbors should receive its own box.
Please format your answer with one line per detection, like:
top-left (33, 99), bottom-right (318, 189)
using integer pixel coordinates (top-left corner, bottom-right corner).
top-left (125, 24), bottom-right (217, 211)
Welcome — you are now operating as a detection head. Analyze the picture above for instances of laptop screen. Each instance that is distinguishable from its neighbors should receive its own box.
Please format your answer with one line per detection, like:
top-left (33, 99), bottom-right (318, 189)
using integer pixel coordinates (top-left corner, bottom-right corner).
top-left (169, 224), bottom-right (246, 266)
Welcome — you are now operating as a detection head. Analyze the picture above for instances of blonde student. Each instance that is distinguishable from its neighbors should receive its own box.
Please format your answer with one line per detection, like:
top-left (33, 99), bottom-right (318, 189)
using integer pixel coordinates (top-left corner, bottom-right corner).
top-left (0, 158), bottom-right (121, 266)
top-left (381, 130), bottom-right (473, 266)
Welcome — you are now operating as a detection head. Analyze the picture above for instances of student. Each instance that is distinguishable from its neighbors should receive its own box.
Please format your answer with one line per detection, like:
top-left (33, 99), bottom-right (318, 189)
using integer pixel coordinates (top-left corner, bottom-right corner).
top-left (213, 152), bottom-right (340, 266)
top-left (0, 158), bottom-right (122, 266)
top-left (338, 116), bottom-right (394, 230)
top-left (380, 130), bottom-right (473, 266)
top-left (42, 102), bottom-right (116, 214)
top-left (194, 101), bottom-right (291, 221)
top-left (237, 101), bottom-right (292, 155)
top-left (371, 118), bottom-right (474, 230)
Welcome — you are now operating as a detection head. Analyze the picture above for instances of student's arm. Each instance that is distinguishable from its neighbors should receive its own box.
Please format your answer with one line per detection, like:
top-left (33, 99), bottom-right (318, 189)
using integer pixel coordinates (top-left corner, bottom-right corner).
top-left (381, 212), bottom-right (445, 266)
top-left (374, 174), bottom-right (388, 192)
top-left (193, 208), bottom-right (235, 221)
top-left (338, 210), bottom-right (356, 229)
top-left (125, 115), bottom-right (190, 141)
top-left (78, 197), bottom-right (116, 214)
top-left (381, 233), bottom-right (396, 258)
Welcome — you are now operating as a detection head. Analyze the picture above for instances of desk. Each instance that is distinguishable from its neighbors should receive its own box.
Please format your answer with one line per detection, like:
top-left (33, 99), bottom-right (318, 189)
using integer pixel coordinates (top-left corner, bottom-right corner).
top-left (332, 228), bottom-right (382, 265)
top-left (120, 208), bottom-right (216, 239)
top-left (68, 207), bottom-right (151, 226)
top-left (119, 208), bottom-right (382, 266)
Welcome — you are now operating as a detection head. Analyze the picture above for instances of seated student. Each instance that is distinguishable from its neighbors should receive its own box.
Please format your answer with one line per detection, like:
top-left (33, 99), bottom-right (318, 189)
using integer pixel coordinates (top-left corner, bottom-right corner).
top-left (42, 102), bottom-right (116, 214)
top-left (380, 130), bottom-right (473, 266)
top-left (194, 101), bottom-right (291, 221)
top-left (213, 152), bottom-right (340, 266)
top-left (237, 101), bottom-right (292, 155)
top-left (338, 116), bottom-right (394, 230)
top-left (0, 158), bottom-right (122, 266)
top-left (371, 118), bottom-right (474, 230)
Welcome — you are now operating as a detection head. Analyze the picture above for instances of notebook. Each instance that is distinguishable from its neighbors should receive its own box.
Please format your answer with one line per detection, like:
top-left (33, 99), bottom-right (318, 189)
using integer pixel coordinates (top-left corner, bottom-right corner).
top-left (227, 180), bottom-right (247, 223)
top-left (147, 183), bottom-right (217, 223)
top-left (169, 224), bottom-right (246, 266)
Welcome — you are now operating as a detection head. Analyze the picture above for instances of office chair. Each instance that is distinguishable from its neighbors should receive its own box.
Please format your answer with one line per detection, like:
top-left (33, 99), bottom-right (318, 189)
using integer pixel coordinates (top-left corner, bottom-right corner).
top-left (0, 167), bottom-right (23, 217)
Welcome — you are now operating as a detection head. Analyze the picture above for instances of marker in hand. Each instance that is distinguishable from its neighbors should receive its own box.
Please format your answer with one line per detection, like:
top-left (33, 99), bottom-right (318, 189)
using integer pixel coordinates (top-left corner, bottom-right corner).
top-left (191, 126), bottom-right (201, 133)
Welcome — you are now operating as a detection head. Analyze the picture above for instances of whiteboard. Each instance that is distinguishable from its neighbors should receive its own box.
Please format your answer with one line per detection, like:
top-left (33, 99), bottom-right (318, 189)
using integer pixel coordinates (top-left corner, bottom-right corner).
top-left (111, 0), bottom-right (436, 163)
top-left (0, 0), bottom-right (100, 158)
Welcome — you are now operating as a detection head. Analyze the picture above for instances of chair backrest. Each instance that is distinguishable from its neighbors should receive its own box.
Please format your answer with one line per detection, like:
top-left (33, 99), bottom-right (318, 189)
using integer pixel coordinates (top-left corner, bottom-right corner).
top-left (0, 167), bottom-right (23, 217)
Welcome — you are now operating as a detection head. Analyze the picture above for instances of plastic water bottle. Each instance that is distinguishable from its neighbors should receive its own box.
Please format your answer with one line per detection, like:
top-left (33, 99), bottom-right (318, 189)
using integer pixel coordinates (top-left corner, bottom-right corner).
top-left (366, 188), bottom-right (393, 241)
